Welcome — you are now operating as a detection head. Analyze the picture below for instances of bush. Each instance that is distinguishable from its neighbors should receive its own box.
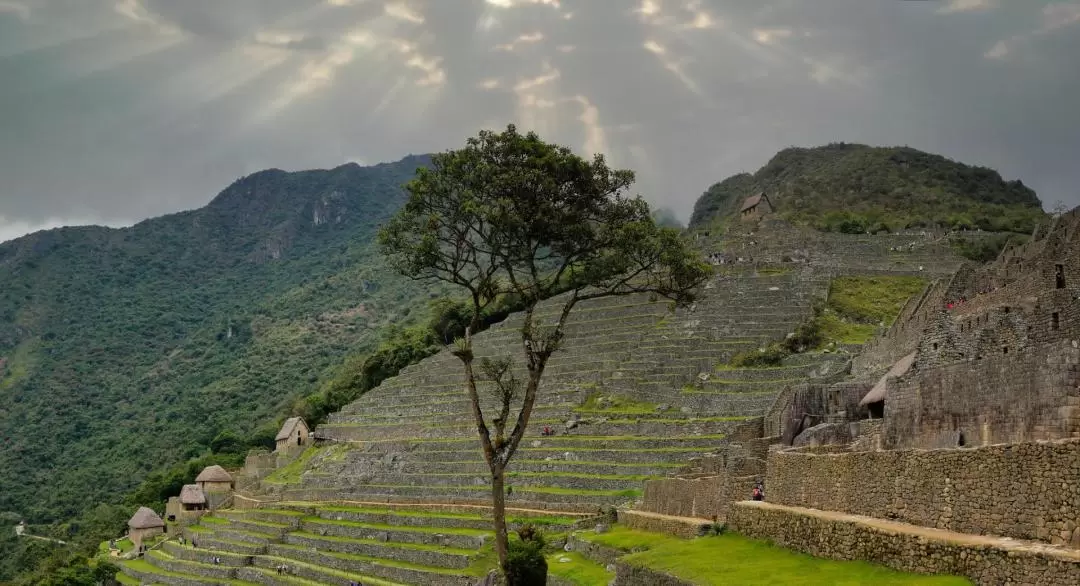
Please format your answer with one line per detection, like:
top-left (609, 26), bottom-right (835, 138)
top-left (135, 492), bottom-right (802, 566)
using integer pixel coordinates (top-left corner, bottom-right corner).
top-left (506, 525), bottom-right (547, 586)
top-left (731, 345), bottom-right (788, 368)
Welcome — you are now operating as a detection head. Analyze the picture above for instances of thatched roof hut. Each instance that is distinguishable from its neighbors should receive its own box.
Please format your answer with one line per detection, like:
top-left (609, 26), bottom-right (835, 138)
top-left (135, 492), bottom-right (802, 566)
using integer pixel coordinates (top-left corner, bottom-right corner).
top-left (195, 465), bottom-right (232, 483)
top-left (128, 507), bottom-right (164, 530)
top-left (179, 484), bottom-right (206, 506)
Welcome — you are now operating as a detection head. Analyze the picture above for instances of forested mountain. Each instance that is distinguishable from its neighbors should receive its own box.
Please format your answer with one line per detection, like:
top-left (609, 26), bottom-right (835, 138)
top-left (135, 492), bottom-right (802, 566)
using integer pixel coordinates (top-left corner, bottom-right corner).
top-left (0, 155), bottom-right (439, 529)
top-left (689, 143), bottom-right (1045, 233)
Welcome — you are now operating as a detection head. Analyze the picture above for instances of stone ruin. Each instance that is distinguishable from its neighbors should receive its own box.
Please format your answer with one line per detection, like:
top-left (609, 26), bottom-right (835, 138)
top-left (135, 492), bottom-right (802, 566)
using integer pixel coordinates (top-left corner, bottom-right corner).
top-left (113, 209), bottom-right (1080, 585)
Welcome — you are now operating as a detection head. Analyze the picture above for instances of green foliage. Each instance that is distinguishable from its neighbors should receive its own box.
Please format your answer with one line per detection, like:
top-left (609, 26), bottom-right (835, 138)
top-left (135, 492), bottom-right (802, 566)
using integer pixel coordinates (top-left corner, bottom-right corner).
top-left (949, 233), bottom-right (1028, 262)
top-left (379, 125), bottom-right (710, 582)
top-left (650, 207), bottom-right (685, 229)
top-left (0, 155), bottom-right (449, 574)
top-left (731, 345), bottom-right (789, 368)
top-left (827, 276), bottom-right (927, 326)
top-left (689, 143), bottom-right (1045, 232)
top-left (506, 526), bottom-right (548, 586)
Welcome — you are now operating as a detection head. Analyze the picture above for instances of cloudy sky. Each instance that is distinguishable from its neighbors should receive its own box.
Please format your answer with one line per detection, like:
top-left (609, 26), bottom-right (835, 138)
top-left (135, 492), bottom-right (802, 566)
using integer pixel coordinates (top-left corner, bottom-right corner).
top-left (1, 0), bottom-right (1078, 243)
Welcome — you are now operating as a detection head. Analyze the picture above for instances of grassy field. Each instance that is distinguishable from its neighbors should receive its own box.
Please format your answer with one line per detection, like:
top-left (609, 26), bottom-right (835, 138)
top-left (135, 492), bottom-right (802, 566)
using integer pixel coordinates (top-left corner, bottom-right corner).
top-left (622, 533), bottom-right (970, 585)
top-left (573, 526), bottom-right (969, 586)
top-left (546, 551), bottom-right (614, 585)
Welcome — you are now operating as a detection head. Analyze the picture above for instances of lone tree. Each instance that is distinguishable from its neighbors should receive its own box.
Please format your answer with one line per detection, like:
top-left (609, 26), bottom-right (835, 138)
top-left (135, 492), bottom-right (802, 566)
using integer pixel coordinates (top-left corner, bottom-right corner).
top-left (378, 125), bottom-right (710, 582)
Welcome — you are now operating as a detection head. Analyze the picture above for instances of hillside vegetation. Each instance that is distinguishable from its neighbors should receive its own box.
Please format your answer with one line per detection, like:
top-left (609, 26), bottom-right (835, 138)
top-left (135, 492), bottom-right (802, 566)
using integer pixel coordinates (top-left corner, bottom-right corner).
top-left (0, 156), bottom-right (442, 537)
top-left (690, 143), bottom-right (1045, 234)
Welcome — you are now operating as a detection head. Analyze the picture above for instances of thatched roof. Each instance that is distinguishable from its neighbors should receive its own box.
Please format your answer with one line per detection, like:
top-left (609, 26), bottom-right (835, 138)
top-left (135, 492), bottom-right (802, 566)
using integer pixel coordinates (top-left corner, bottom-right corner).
top-left (128, 506), bottom-right (164, 529)
top-left (276, 416), bottom-right (307, 441)
top-left (195, 464), bottom-right (232, 483)
top-left (179, 484), bottom-right (206, 505)
top-left (741, 193), bottom-right (769, 212)
top-left (860, 352), bottom-right (916, 406)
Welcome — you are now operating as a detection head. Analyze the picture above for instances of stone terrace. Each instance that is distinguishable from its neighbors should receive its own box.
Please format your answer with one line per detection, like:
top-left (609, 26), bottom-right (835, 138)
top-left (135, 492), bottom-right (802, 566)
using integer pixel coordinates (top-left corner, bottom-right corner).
top-left (116, 265), bottom-right (863, 585)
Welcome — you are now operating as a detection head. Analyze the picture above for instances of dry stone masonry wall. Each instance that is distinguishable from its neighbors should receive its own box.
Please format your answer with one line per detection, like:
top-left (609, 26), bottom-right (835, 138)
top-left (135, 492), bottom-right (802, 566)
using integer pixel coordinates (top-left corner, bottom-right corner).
top-left (765, 440), bottom-right (1080, 547)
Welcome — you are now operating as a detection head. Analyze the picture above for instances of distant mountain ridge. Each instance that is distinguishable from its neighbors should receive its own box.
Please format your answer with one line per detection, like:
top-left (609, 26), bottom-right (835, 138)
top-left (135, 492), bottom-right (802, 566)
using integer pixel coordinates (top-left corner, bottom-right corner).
top-left (689, 144), bottom-right (1045, 233)
top-left (0, 154), bottom-right (436, 525)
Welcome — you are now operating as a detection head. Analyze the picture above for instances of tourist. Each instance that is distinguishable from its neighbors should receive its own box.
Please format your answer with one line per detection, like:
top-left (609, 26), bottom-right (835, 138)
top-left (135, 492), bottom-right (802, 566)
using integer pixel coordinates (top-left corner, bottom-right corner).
top-left (752, 483), bottom-right (764, 501)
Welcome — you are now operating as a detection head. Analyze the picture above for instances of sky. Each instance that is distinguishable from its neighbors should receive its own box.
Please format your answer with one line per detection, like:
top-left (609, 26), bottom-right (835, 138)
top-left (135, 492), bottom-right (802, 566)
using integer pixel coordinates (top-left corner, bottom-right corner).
top-left (1, 0), bottom-right (1079, 243)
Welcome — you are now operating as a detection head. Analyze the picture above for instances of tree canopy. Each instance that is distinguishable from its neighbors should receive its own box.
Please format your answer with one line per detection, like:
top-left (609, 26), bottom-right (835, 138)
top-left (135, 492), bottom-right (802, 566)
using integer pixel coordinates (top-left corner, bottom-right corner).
top-left (379, 124), bottom-right (710, 583)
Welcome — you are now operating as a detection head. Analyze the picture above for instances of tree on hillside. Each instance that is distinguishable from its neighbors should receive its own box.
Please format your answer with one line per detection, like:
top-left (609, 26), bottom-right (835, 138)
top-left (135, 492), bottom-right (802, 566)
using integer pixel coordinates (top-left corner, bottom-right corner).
top-left (379, 125), bottom-right (710, 583)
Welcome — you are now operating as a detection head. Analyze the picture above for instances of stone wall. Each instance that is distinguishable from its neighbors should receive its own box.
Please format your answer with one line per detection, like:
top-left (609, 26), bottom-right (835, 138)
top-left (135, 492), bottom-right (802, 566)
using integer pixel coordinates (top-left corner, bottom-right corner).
top-left (885, 339), bottom-right (1080, 449)
top-left (639, 473), bottom-right (758, 522)
top-left (852, 278), bottom-right (949, 377)
top-left (765, 439), bottom-right (1080, 547)
top-left (729, 502), bottom-right (1080, 586)
top-left (613, 561), bottom-right (691, 586)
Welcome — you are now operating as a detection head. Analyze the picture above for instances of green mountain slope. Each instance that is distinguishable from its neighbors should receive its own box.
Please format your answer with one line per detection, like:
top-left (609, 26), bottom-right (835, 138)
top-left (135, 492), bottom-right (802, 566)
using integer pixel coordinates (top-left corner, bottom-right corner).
top-left (0, 155), bottom-right (441, 524)
top-left (689, 143), bottom-right (1045, 232)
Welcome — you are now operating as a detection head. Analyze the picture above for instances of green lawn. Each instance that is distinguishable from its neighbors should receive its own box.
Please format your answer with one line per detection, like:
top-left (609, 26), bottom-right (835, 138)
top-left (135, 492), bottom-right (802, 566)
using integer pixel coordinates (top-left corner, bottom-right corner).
top-left (546, 551), bottom-right (614, 585)
top-left (622, 533), bottom-right (971, 585)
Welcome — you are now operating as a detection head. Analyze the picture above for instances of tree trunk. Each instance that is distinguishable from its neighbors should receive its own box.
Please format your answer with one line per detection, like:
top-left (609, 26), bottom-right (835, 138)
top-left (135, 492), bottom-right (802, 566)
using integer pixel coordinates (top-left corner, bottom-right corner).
top-left (491, 465), bottom-right (511, 583)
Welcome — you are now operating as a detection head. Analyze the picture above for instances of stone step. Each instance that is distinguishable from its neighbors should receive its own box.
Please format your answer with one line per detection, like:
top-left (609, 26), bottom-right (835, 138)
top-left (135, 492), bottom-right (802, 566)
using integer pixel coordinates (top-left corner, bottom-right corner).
top-left (219, 509), bottom-right (305, 527)
top-left (368, 434), bottom-right (727, 452)
top-left (250, 555), bottom-right (407, 586)
top-left (281, 531), bottom-right (476, 570)
top-left (405, 446), bottom-right (712, 464)
top-left (211, 517), bottom-right (292, 538)
top-left (185, 528), bottom-right (266, 555)
top-left (161, 541), bottom-right (252, 567)
top-left (234, 566), bottom-right (331, 586)
top-left (145, 549), bottom-right (240, 581)
top-left (263, 544), bottom-right (476, 586)
top-left (298, 516), bottom-right (490, 550)
top-left (696, 379), bottom-right (800, 393)
top-left (302, 471), bottom-right (651, 493)
top-left (317, 416), bottom-right (741, 442)
top-left (119, 559), bottom-right (255, 586)
top-left (279, 483), bottom-right (639, 509)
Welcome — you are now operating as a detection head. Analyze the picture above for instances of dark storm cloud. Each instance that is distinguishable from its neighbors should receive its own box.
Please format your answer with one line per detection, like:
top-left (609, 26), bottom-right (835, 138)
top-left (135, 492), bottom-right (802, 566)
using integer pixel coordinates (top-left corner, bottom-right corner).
top-left (1, 0), bottom-right (1078, 243)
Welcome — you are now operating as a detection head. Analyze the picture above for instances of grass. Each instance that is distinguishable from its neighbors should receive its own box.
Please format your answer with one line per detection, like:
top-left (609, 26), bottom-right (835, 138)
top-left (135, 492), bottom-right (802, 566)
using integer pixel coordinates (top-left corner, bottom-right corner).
top-left (622, 533), bottom-right (971, 585)
top-left (578, 525), bottom-right (681, 551)
top-left (827, 276), bottom-right (927, 326)
top-left (546, 551), bottom-right (614, 585)
top-left (114, 572), bottom-right (140, 586)
top-left (816, 311), bottom-right (878, 345)
top-left (263, 444), bottom-right (320, 484)
top-left (98, 537), bottom-right (134, 554)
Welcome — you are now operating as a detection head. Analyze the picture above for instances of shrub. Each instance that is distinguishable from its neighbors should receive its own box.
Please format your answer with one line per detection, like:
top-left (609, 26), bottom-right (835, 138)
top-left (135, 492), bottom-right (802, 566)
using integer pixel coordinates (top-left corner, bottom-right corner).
top-left (731, 345), bottom-right (788, 368)
top-left (506, 525), bottom-right (547, 586)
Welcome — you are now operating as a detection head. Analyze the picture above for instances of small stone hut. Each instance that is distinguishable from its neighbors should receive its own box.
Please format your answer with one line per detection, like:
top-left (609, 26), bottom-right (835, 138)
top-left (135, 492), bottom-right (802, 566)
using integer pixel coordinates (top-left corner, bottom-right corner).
top-left (179, 484), bottom-right (207, 512)
top-left (740, 193), bottom-right (774, 221)
top-left (194, 465), bottom-right (234, 510)
top-left (127, 507), bottom-right (164, 552)
top-left (275, 417), bottom-right (310, 453)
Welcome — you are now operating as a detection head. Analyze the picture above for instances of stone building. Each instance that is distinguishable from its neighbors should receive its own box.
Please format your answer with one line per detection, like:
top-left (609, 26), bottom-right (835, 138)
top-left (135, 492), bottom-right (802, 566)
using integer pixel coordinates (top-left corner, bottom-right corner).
top-left (739, 193), bottom-right (773, 222)
top-left (127, 506), bottom-right (164, 553)
top-left (164, 484), bottom-right (208, 534)
top-left (194, 465), bottom-right (234, 509)
top-left (275, 416), bottom-right (310, 453)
